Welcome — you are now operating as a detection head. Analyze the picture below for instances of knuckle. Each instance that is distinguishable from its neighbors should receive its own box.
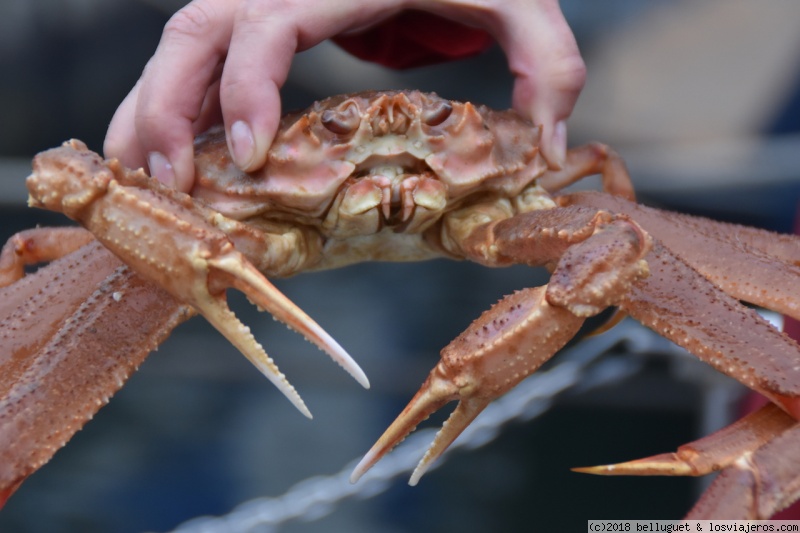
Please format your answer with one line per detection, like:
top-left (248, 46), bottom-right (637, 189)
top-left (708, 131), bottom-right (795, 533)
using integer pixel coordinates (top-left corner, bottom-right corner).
top-left (135, 108), bottom-right (161, 132)
top-left (164, 1), bottom-right (217, 40)
top-left (134, 112), bottom-right (165, 144)
top-left (551, 53), bottom-right (587, 95)
top-left (219, 70), bottom-right (248, 102)
top-left (237, 0), bottom-right (270, 23)
top-left (237, 0), bottom-right (296, 23)
top-left (134, 97), bottom-right (186, 148)
top-left (135, 80), bottom-right (169, 130)
top-left (135, 108), bottom-right (185, 148)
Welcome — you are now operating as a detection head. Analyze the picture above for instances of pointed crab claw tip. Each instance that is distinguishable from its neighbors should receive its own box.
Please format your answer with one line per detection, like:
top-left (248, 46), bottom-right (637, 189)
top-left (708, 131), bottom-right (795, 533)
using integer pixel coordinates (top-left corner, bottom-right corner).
top-left (324, 337), bottom-right (369, 389)
top-left (405, 397), bottom-right (489, 486)
top-left (571, 464), bottom-right (616, 475)
top-left (289, 386), bottom-right (312, 419)
top-left (211, 255), bottom-right (368, 387)
top-left (247, 354), bottom-right (313, 419)
top-left (353, 370), bottom-right (370, 389)
top-left (572, 452), bottom-right (694, 476)
top-left (349, 373), bottom-right (455, 484)
top-left (242, 355), bottom-right (313, 419)
top-left (298, 404), bottom-right (313, 419)
top-left (350, 448), bottom-right (379, 484)
top-left (408, 463), bottom-right (429, 486)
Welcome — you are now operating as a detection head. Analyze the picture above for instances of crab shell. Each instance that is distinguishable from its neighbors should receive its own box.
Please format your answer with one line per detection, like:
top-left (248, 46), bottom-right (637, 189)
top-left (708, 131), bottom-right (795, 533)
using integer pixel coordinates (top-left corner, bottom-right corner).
top-left (190, 90), bottom-right (547, 224)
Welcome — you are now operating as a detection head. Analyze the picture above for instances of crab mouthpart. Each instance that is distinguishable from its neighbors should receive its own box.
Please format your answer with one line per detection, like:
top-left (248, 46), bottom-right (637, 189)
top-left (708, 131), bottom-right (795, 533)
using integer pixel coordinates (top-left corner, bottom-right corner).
top-left (335, 163), bottom-right (447, 234)
top-left (363, 171), bottom-right (446, 224)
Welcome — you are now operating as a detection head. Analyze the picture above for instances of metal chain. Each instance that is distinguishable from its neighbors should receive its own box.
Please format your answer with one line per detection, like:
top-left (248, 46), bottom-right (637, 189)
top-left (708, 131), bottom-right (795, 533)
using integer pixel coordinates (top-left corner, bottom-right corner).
top-left (170, 322), bottom-right (657, 533)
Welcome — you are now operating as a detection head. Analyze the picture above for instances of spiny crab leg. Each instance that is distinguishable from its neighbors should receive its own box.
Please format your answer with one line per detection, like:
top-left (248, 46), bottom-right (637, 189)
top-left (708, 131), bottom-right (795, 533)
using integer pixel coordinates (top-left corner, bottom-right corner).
top-left (25, 140), bottom-right (368, 417)
top-left (0, 227), bottom-right (95, 284)
top-left (492, 201), bottom-right (800, 421)
top-left (353, 207), bottom-right (653, 485)
top-left (175, 242), bottom-right (344, 418)
top-left (352, 193), bottom-right (800, 492)
top-left (204, 251), bottom-right (369, 404)
top-left (351, 286), bottom-right (586, 485)
top-left (559, 191), bottom-right (800, 322)
top-left (0, 240), bottom-right (190, 505)
top-left (581, 402), bottom-right (800, 519)
top-left (573, 403), bottom-right (800, 518)
top-left (686, 417), bottom-right (800, 519)
top-left (538, 142), bottom-right (636, 202)
top-left (619, 241), bottom-right (800, 417)
top-left (573, 402), bottom-right (797, 477)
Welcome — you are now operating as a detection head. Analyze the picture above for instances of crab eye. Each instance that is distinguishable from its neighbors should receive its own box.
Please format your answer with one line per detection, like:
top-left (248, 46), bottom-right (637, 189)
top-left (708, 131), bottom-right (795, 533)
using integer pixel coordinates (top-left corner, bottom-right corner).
top-left (421, 101), bottom-right (453, 126)
top-left (321, 103), bottom-right (360, 135)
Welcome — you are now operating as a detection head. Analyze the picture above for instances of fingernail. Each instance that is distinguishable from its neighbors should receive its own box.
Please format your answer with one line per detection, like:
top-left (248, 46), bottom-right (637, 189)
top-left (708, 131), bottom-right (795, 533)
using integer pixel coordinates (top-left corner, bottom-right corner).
top-left (551, 120), bottom-right (567, 169)
top-left (147, 151), bottom-right (176, 188)
top-left (230, 120), bottom-right (255, 169)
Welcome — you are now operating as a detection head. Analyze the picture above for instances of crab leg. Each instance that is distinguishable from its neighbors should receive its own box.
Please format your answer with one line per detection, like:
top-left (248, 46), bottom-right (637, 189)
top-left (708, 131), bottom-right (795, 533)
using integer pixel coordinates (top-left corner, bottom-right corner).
top-left (0, 241), bottom-right (189, 505)
top-left (351, 286), bottom-right (586, 484)
top-left (574, 402), bottom-right (796, 477)
top-left (593, 402), bottom-right (800, 519)
top-left (557, 189), bottom-right (800, 339)
top-left (538, 143), bottom-right (636, 201)
top-left (685, 418), bottom-right (800, 519)
top-left (557, 194), bottom-right (800, 414)
top-left (0, 227), bottom-right (95, 285)
top-left (615, 240), bottom-right (800, 418)
top-left (574, 403), bottom-right (800, 518)
top-left (559, 191), bottom-right (800, 321)
top-left (354, 197), bottom-right (800, 489)
top-left (353, 207), bottom-right (651, 484)
top-left (546, 197), bottom-right (800, 516)
top-left (554, 194), bottom-right (800, 517)
top-left (25, 140), bottom-right (368, 417)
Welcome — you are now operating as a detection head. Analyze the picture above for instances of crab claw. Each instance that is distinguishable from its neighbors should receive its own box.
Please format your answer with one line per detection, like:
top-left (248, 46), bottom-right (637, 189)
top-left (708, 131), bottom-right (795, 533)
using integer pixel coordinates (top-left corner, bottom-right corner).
top-left (572, 402), bottom-right (797, 477)
top-left (25, 141), bottom-right (369, 418)
top-left (351, 286), bottom-right (585, 484)
top-left (199, 247), bottom-right (369, 418)
top-left (350, 362), bottom-right (488, 485)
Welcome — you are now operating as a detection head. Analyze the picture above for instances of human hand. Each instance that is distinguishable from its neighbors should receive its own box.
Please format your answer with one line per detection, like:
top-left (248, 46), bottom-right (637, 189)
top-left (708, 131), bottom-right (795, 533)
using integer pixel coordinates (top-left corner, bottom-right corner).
top-left (104, 0), bottom-right (585, 192)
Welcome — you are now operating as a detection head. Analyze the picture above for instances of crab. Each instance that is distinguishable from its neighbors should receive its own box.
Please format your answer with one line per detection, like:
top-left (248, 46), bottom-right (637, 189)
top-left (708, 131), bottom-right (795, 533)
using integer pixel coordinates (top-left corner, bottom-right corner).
top-left (1, 90), bottom-right (800, 519)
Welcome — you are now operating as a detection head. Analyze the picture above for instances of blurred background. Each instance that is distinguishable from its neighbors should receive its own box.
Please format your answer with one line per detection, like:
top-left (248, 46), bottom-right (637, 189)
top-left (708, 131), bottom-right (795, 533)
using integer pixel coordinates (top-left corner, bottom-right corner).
top-left (1, 0), bottom-right (800, 531)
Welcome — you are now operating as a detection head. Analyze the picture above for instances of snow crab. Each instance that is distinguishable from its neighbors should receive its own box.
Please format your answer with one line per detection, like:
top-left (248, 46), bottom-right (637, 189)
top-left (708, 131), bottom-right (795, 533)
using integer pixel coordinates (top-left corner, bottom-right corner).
top-left (2, 90), bottom-right (800, 518)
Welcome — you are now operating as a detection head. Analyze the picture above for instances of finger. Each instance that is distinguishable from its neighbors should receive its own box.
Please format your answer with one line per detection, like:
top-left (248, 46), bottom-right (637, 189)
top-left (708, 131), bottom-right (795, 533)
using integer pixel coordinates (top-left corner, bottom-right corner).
top-left (192, 78), bottom-right (224, 136)
top-left (220, 0), bottom-right (404, 172)
top-left (105, 80), bottom-right (146, 171)
top-left (106, 77), bottom-right (222, 187)
top-left (494, 0), bottom-right (586, 168)
top-left (134, 0), bottom-right (238, 191)
top-left (407, 0), bottom-right (584, 168)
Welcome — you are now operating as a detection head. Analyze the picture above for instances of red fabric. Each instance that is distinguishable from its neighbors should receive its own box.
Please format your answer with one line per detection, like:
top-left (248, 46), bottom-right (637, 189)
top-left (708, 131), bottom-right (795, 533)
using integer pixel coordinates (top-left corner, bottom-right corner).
top-left (332, 11), bottom-right (494, 70)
